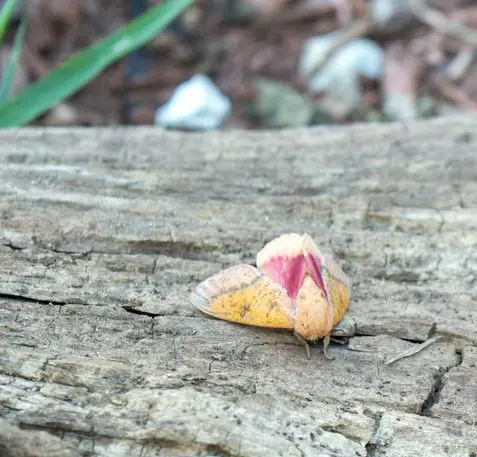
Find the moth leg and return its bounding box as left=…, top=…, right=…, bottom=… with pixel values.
left=294, top=331, right=311, bottom=360
left=322, top=334, right=335, bottom=360
left=330, top=337, right=347, bottom=345
left=330, top=315, right=356, bottom=338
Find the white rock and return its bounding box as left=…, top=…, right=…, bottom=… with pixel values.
left=298, top=35, right=383, bottom=110
left=372, top=0, right=410, bottom=25
left=155, top=74, right=231, bottom=130
left=384, top=93, right=417, bottom=121
left=43, top=103, right=79, bottom=126
left=371, top=0, right=414, bottom=32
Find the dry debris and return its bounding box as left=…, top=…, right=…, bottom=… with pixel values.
left=1, top=0, right=477, bottom=127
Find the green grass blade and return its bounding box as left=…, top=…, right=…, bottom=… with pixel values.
left=0, top=0, right=195, bottom=127
left=0, top=0, right=17, bottom=42
left=0, top=18, right=26, bottom=103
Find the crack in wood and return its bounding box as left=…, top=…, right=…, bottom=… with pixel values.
left=203, top=444, right=237, bottom=457
left=3, top=237, right=225, bottom=263
left=436, top=209, right=445, bottom=233
left=121, top=305, right=158, bottom=318
left=419, top=347, right=463, bottom=416
left=365, top=414, right=383, bottom=457
left=319, top=424, right=365, bottom=445
left=0, top=293, right=66, bottom=307
left=1, top=242, right=27, bottom=251
left=353, top=330, right=430, bottom=345
left=123, top=240, right=221, bottom=261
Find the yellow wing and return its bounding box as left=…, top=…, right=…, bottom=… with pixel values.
left=322, top=255, right=351, bottom=326
left=190, top=264, right=295, bottom=329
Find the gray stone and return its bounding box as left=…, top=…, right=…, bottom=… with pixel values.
left=252, top=78, right=314, bottom=127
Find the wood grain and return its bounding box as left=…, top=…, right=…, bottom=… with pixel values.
left=1, top=117, right=476, bottom=456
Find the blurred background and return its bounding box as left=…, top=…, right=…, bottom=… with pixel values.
left=1, top=0, right=477, bottom=129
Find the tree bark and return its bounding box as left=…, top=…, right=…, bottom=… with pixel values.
left=1, top=117, right=476, bottom=457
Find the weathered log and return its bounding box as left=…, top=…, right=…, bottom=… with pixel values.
left=1, top=117, right=476, bottom=457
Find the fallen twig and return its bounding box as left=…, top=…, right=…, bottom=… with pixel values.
left=305, top=18, right=372, bottom=81
left=435, top=75, right=477, bottom=113
left=410, top=0, right=477, bottom=47
left=383, top=335, right=441, bottom=366
left=445, top=47, right=475, bottom=80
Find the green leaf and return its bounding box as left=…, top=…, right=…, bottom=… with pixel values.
left=0, top=0, right=195, bottom=127
left=0, top=18, right=26, bottom=103
left=0, top=0, right=17, bottom=43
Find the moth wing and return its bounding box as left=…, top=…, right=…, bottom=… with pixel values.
left=256, top=233, right=307, bottom=300
left=322, top=255, right=351, bottom=326
left=190, top=264, right=295, bottom=329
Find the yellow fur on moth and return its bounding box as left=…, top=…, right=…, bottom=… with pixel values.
left=190, top=233, right=351, bottom=356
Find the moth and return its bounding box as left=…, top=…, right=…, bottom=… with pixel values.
left=190, top=233, right=351, bottom=358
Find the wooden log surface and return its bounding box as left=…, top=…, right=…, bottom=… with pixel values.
left=0, top=117, right=476, bottom=457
